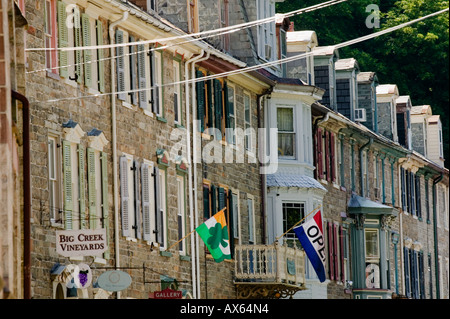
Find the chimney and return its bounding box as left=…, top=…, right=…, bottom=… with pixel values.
left=288, top=21, right=295, bottom=32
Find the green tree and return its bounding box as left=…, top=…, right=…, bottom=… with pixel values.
left=277, top=0, right=449, bottom=167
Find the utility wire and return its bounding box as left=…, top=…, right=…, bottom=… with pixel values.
left=38, top=7, right=449, bottom=104
left=25, top=0, right=348, bottom=52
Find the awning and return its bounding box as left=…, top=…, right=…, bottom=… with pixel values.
left=348, top=194, right=396, bottom=215
left=266, top=173, right=327, bottom=191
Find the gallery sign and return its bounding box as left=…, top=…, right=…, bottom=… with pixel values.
left=151, top=288, right=182, bottom=299
left=56, top=228, right=107, bottom=257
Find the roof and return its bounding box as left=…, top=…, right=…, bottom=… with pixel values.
left=286, top=30, right=318, bottom=45
left=428, top=115, right=441, bottom=124
left=313, top=46, right=339, bottom=57
left=266, top=173, right=327, bottom=191
left=335, top=58, right=358, bottom=71
left=357, top=72, right=376, bottom=83
left=348, top=194, right=395, bottom=215
left=411, top=105, right=431, bottom=115
left=376, top=84, right=399, bottom=96
left=396, top=95, right=411, bottom=105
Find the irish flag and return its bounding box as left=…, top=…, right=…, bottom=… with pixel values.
left=196, top=208, right=231, bottom=263
left=293, top=210, right=326, bottom=282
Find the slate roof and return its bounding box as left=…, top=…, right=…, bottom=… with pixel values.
left=266, top=173, right=326, bottom=191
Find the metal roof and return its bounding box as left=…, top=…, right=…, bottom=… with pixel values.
left=266, top=173, right=327, bottom=191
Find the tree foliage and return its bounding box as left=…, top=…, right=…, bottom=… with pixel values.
left=277, top=0, right=449, bottom=167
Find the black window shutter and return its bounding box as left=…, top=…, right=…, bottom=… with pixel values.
left=203, top=185, right=210, bottom=220
left=196, top=70, right=205, bottom=132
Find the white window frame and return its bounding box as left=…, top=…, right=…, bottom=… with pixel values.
left=158, top=168, right=167, bottom=250
left=70, top=142, right=80, bottom=230
left=282, top=201, right=305, bottom=242
left=142, top=159, right=156, bottom=243
left=174, top=60, right=182, bottom=125
left=123, top=153, right=136, bottom=241
left=244, top=92, right=252, bottom=151
left=226, top=84, right=236, bottom=145
left=256, top=0, right=276, bottom=62
left=277, top=105, right=296, bottom=160
left=154, top=50, right=163, bottom=117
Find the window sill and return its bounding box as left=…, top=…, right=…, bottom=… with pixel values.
left=179, top=255, right=191, bottom=262
left=157, top=116, right=167, bottom=123
left=143, top=109, right=154, bottom=118
left=175, top=124, right=185, bottom=129
left=160, top=250, right=172, bottom=257
left=46, top=70, right=60, bottom=81
left=122, top=101, right=133, bottom=110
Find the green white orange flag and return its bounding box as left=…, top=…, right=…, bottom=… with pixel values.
left=196, top=208, right=231, bottom=263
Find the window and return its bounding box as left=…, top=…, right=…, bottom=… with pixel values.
left=244, top=93, right=252, bottom=150
left=155, top=167, right=167, bottom=248
left=177, top=176, right=186, bottom=254
left=257, top=0, right=276, bottom=61
left=174, top=59, right=182, bottom=125
left=128, top=36, right=138, bottom=105
left=151, top=49, right=163, bottom=117
left=188, top=0, right=199, bottom=33
left=282, top=202, right=304, bottom=242
left=247, top=197, right=255, bottom=244
left=48, top=135, right=62, bottom=224
left=119, top=154, right=135, bottom=238
left=365, top=228, right=380, bottom=289
left=315, top=128, right=336, bottom=182
left=280, top=28, right=287, bottom=77
left=147, top=0, right=156, bottom=11
left=277, top=107, right=295, bottom=158
left=67, top=4, right=83, bottom=83
left=44, top=0, right=58, bottom=73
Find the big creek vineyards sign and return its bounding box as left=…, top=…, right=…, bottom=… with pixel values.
left=56, top=228, right=107, bottom=257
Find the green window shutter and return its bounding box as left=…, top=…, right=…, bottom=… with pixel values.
left=196, top=70, right=205, bottom=132
left=57, top=1, right=68, bottom=78
left=137, top=44, right=148, bottom=109
left=78, top=144, right=87, bottom=229
left=115, top=30, right=126, bottom=101
left=133, top=160, right=141, bottom=239
left=206, top=79, right=213, bottom=128
left=73, top=7, right=83, bottom=84
left=141, top=163, right=151, bottom=241
left=203, top=185, right=210, bottom=219
left=62, top=140, right=73, bottom=230
left=87, top=148, right=97, bottom=229
left=101, top=151, right=109, bottom=259
left=119, top=156, right=130, bottom=237
left=96, top=20, right=105, bottom=92
left=214, top=79, right=223, bottom=138
left=210, top=185, right=217, bottom=215
left=82, top=13, right=92, bottom=88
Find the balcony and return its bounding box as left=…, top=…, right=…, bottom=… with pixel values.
left=234, top=242, right=307, bottom=299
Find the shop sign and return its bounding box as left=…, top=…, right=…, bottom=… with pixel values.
left=56, top=228, right=107, bottom=257
left=66, top=263, right=93, bottom=289
left=97, top=270, right=132, bottom=292
left=152, top=288, right=182, bottom=299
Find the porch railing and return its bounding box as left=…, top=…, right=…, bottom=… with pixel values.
left=234, top=242, right=306, bottom=286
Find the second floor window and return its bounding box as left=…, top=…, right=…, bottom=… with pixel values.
left=277, top=107, right=295, bottom=158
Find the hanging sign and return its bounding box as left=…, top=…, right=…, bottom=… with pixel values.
left=152, top=288, right=183, bottom=299
left=65, top=263, right=93, bottom=289
left=97, top=270, right=132, bottom=292
left=56, top=228, right=107, bottom=257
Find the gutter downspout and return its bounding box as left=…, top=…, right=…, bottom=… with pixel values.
left=432, top=172, right=443, bottom=299
left=12, top=90, right=30, bottom=299
left=109, top=11, right=128, bottom=299
left=191, top=50, right=210, bottom=298
left=184, top=50, right=206, bottom=299
left=359, top=138, right=373, bottom=197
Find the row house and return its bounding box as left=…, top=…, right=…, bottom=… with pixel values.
left=309, top=37, right=449, bottom=299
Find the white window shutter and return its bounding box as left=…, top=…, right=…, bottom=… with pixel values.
left=62, top=140, right=73, bottom=229
left=133, top=160, right=141, bottom=239
left=115, top=30, right=126, bottom=100
left=101, top=151, right=110, bottom=259
left=141, top=163, right=151, bottom=241
left=137, top=44, right=148, bottom=109
left=82, top=13, right=92, bottom=88
left=87, top=148, right=97, bottom=229
left=73, top=6, right=83, bottom=83
left=57, top=1, right=68, bottom=78
left=119, top=156, right=130, bottom=237
left=96, top=20, right=105, bottom=92
left=154, top=166, right=163, bottom=244
left=78, top=144, right=87, bottom=229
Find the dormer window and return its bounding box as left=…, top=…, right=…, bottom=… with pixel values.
left=257, top=0, right=276, bottom=62
left=147, top=0, right=156, bottom=11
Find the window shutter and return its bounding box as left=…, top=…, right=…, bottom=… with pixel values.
left=418, top=252, right=425, bottom=299
left=96, top=20, right=105, bottom=92
left=149, top=49, right=160, bottom=114
left=404, top=247, right=410, bottom=297
left=401, top=167, right=406, bottom=211
left=73, top=7, right=83, bottom=84
left=332, top=223, right=339, bottom=281
left=87, top=148, right=97, bottom=229
left=196, top=70, right=205, bottom=132
left=416, top=175, right=422, bottom=219
left=214, top=79, right=223, bottom=137
left=211, top=185, right=217, bottom=215
left=101, top=152, right=109, bottom=258
left=115, top=30, right=126, bottom=100
left=62, top=140, right=73, bottom=229
left=206, top=79, right=213, bottom=128
left=141, top=163, right=151, bottom=241
left=129, top=36, right=137, bottom=105
left=81, top=13, right=92, bottom=88
left=137, top=44, right=147, bottom=109
left=316, top=128, right=323, bottom=180
left=133, top=160, right=141, bottom=239
left=325, top=130, right=330, bottom=182
left=327, top=221, right=334, bottom=280
left=218, top=187, right=226, bottom=210
left=119, top=156, right=130, bottom=237
left=57, top=1, right=68, bottom=78
left=228, top=189, right=235, bottom=258
left=410, top=172, right=416, bottom=215
left=411, top=249, right=418, bottom=299
left=203, top=186, right=210, bottom=220
left=78, top=144, right=87, bottom=229
left=330, top=132, right=336, bottom=183
left=154, top=166, right=163, bottom=244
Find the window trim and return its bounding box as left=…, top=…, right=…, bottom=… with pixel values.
left=277, top=105, right=296, bottom=159
left=177, top=175, right=187, bottom=255
left=48, top=134, right=63, bottom=226
left=44, top=0, right=58, bottom=73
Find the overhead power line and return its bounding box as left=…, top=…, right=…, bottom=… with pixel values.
left=38, top=7, right=449, bottom=104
